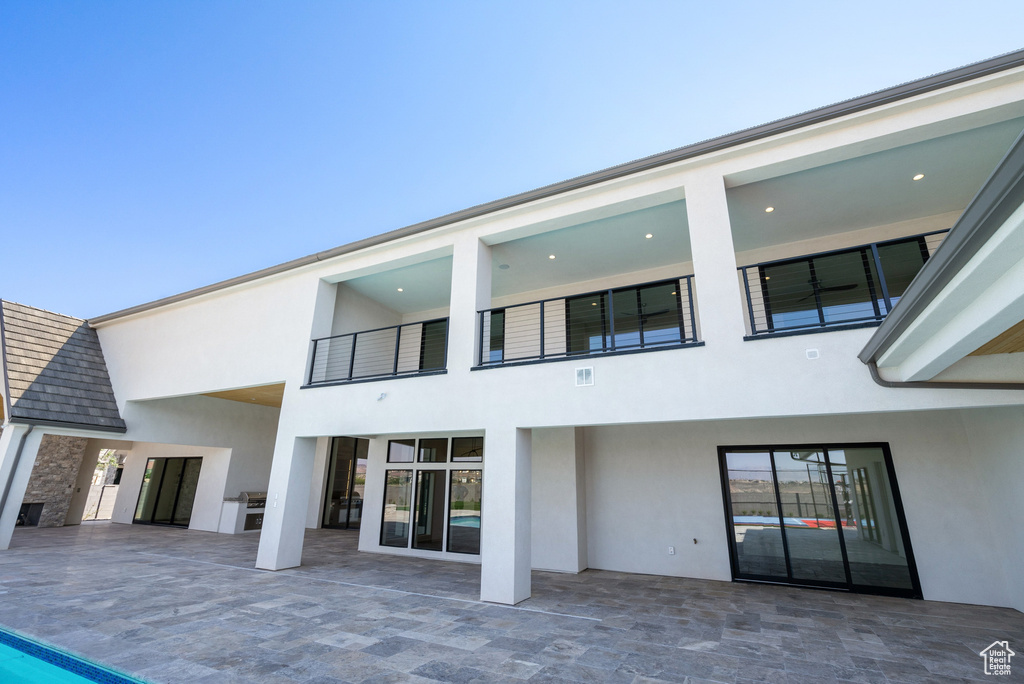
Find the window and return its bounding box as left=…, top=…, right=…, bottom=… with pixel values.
left=419, top=320, right=448, bottom=370
left=565, top=279, right=684, bottom=354
left=379, top=436, right=483, bottom=554
left=754, top=235, right=931, bottom=334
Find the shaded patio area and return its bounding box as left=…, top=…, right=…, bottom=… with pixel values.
left=0, top=523, right=1020, bottom=683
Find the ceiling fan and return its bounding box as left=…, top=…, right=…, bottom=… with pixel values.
left=796, top=277, right=858, bottom=303
left=615, top=304, right=670, bottom=323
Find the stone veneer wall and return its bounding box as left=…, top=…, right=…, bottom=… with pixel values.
left=22, top=435, right=90, bottom=527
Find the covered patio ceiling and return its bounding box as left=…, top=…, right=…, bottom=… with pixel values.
left=726, top=116, right=1024, bottom=254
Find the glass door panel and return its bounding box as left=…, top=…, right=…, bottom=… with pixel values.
left=724, top=451, right=787, bottom=579
left=832, top=449, right=915, bottom=590
left=380, top=470, right=412, bottom=547
left=172, top=459, right=202, bottom=526
left=151, top=458, right=185, bottom=524
left=412, top=471, right=445, bottom=551
left=775, top=450, right=847, bottom=584
left=349, top=440, right=367, bottom=529
left=323, top=437, right=370, bottom=530
left=323, top=438, right=356, bottom=528
left=134, top=458, right=160, bottom=522
left=448, top=470, right=482, bottom=554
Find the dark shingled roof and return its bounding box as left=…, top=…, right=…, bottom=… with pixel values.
left=0, top=301, right=127, bottom=433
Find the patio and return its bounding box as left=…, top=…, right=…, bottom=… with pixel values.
left=0, top=523, right=1020, bottom=683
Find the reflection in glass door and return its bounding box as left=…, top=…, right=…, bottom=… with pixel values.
left=322, top=437, right=368, bottom=529
left=133, top=457, right=202, bottom=527
left=719, top=444, right=920, bottom=597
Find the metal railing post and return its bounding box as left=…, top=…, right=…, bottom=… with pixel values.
left=606, top=289, right=615, bottom=351
left=308, top=338, right=319, bottom=384
left=538, top=301, right=545, bottom=359
left=392, top=325, right=402, bottom=375
left=347, top=332, right=358, bottom=381
left=687, top=276, right=697, bottom=342
left=478, top=311, right=485, bottom=366
left=869, top=243, right=893, bottom=313
left=741, top=268, right=756, bottom=335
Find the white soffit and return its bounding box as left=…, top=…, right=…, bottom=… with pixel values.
left=727, top=117, right=1024, bottom=253
left=490, top=200, right=690, bottom=298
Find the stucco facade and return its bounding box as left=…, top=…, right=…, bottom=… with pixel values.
left=3, top=51, right=1024, bottom=612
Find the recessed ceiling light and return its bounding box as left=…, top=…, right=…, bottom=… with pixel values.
left=548, top=254, right=556, bottom=260
left=396, top=288, right=404, bottom=292
left=498, top=264, right=510, bottom=270
left=591, top=302, right=597, bottom=306
left=765, top=276, right=770, bottom=280
left=913, top=173, right=925, bottom=181
left=670, top=291, right=676, bottom=295
left=765, top=206, right=775, bottom=213
left=645, top=233, right=653, bottom=239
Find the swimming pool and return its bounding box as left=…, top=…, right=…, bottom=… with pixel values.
left=0, top=626, right=147, bottom=683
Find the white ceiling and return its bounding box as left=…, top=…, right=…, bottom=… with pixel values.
left=727, top=117, right=1024, bottom=252
left=490, top=200, right=691, bottom=298
left=343, top=257, right=453, bottom=314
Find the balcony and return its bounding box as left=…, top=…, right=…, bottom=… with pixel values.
left=476, top=276, right=700, bottom=367
left=307, top=318, right=448, bottom=386
left=738, top=231, right=947, bottom=338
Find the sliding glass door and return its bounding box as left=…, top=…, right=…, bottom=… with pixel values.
left=133, top=457, right=202, bottom=527
left=719, top=444, right=920, bottom=597
left=322, top=437, right=368, bottom=530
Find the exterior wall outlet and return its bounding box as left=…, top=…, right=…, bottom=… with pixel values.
left=806, top=349, right=820, bottom=359
left=667, top=546, right=675, bottom=555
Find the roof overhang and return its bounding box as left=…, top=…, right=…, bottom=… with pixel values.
left=859, top=127, right=1024, bottom=385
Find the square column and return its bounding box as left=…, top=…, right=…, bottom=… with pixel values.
left=0, top=425, right=45, bottom=550
left=685, top=173, right=748, bottom=346
left=447, top=235, right=491, bottom=372
left=256, top=435, right=317, bottom=570
left=480, top=426, right=531, bottom=604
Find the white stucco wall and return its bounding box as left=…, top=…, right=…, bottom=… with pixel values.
left=579, top=409, right=1024, bottom=611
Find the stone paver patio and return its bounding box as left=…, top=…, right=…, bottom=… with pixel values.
left=0, top=522, right=1021, bottom=683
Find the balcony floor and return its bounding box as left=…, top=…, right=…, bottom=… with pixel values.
left=1, top=523, right=1020, bottom=683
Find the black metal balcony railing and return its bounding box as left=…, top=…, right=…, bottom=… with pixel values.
left=477, top=276, right=699, bottom=366
left=738, top=230, right=947, bottom=337
left=307, top=318, right=448, bottom=385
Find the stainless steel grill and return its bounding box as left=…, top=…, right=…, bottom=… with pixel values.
left=239, top=491, right=267, bottom=509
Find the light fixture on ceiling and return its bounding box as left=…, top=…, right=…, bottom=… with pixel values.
left=645, top=233, right=653, bottom=239
left=591, top=302, right=597, bottom=306
left=670, top=291, right=676, bottom=295
left=765, top=206, right=775, bottom=213
left=498, top=264, right=510, bottom=270
left=913, top=173, right=925, bottom=181
left=548, top=254, right=556, bottom=260
left=397, top=288, right=404, bottom=292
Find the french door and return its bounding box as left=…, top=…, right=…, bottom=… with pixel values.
left=322, top=437, right=368, bottom=529
left=719, top=444, right=921, bottom=597
left=133, top=457, right=202, bottom=527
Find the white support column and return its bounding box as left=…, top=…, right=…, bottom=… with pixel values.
left=447, top=235, right=491, bottom=373
left=480, top=426, right=532, bottom=604
left=685, top=173, right=748, bottom=346
left=256, top=435, right=317, bottom=570
left=357, top=437, right=389, bottom=552
left=0, top=425, right=45, bottom=550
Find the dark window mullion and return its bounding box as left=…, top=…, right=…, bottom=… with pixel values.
left=768, top=451, right=794, bottom=580
left=822, top=448, right=854, bottom=589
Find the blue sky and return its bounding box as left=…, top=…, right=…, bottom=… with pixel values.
left=2, top=2, right=1023, bottom=318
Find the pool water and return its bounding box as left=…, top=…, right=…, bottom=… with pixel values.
left=0, top=627, right=146, bottom=683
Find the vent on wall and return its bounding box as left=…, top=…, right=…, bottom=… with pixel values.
left=575, top=367, right=594, bottom=387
